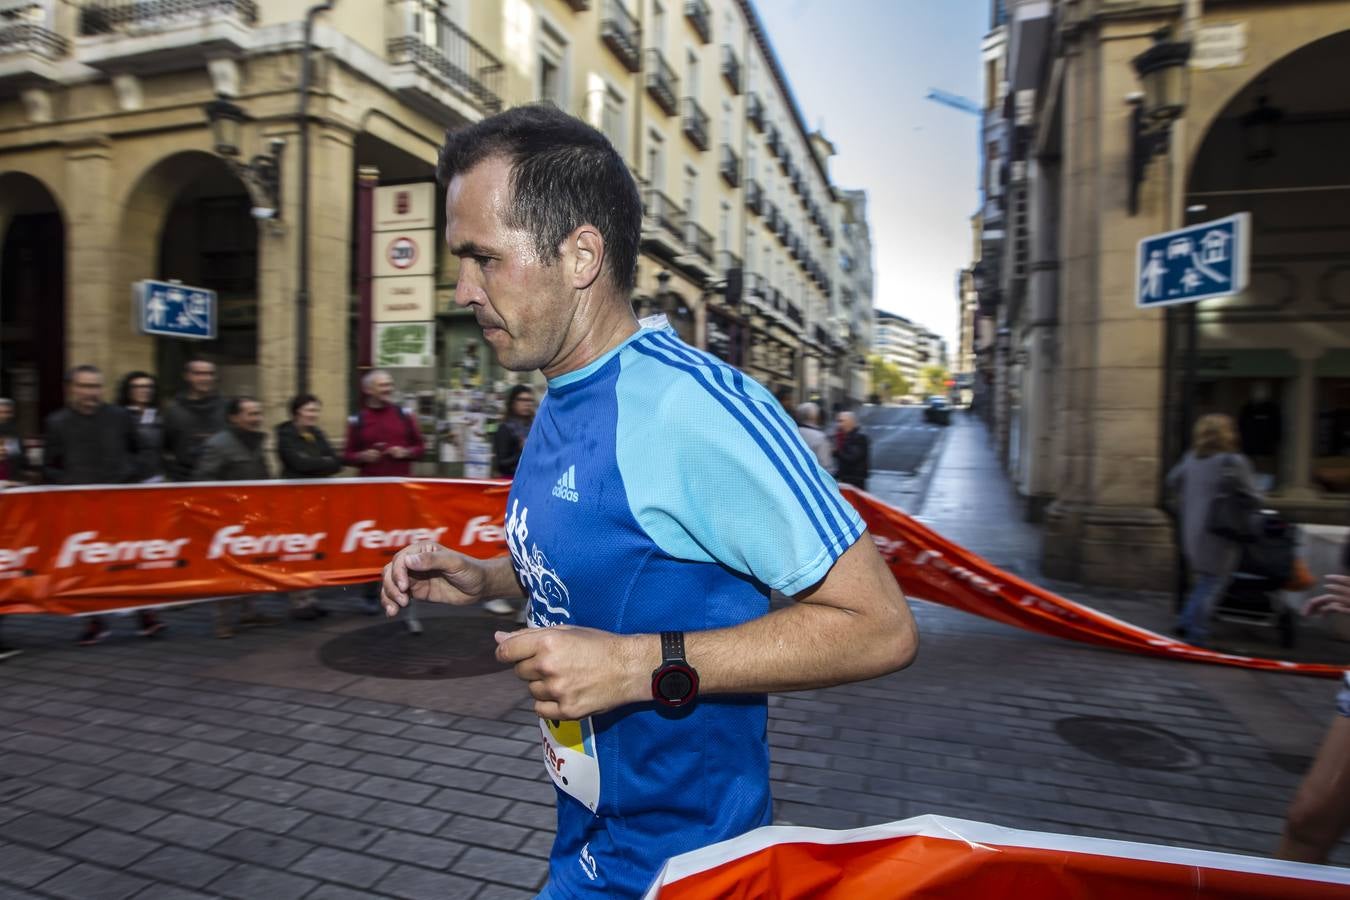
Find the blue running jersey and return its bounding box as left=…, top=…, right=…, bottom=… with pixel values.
left=504, top=324, right=865, bottom=899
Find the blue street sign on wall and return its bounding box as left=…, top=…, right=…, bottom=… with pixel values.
left=135, top=280, right=217, bottom=340
left=1135, top=213, right=1250, bottom=309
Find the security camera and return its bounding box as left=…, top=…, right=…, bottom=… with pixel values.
left=250, top=206, right=276, bottom=220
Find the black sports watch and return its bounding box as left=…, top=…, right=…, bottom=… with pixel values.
left=651, top=631, right=699, bottom=708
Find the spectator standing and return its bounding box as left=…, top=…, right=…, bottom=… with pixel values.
left=0, top=398, right=25, bottom=659
left=196, top=396, right=275, bottom=638
left=275, top=393, right=341, bottom=620
left=0, top=398, right=31, bottom=487
left=492, top=384, right=536, bottom=478
left=344, top=370, right=424, bottom=632
left=484, top=385, right=536, bottom=617
left=119, top=371, right=165, bottom=483
left=796, top=401, right=834, bottom=472
left=44, top=365, right=163, bottom=645
left=1165, top=413, right=1260, bottom=647
left=833, top=410, right=871, bottom=490
left=163, top=359, right=225, bottom=481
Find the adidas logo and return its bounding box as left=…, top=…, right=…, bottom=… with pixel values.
left=551, top=465, right=580, bottom=503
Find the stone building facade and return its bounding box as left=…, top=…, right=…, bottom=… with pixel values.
left=0, top=0, right=873, bottom=441
left=970, top=0, right=1350, bottom=588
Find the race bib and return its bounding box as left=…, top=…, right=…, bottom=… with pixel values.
left=541, top=715, right=600, bottom=813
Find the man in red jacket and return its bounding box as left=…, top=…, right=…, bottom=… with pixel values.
left=344, top=370, right=425, bottom=630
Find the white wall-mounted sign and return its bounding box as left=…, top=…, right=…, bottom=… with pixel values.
left=374, top=182, right=436, bottom=232
left=1191, top=23, right=1247, bottom=70
left=374, top=277, right=435, bottom=322
left=373, top=229, right=435, bottom=278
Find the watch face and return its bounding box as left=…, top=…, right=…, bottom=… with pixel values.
left=655, top=664, right=698, bottom=707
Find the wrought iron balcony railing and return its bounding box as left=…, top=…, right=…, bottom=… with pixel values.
left=387, top=9, right=504, bottom=114
left=78, top=0, right=257, bottom=35
left=643, top=188, right=686, bottom=246
left=721, top=44, right=741, bottom=94
left=744, top=178, right=763, bottom=215
left=600, top=0, right=640, bottom=72
left=645, top=48, right=678, bottom=116
left=746, top=91, right=764, bottom=132
left=681, top=96, right=709, bottom=150
left=719, top=144, right=740, bottom=187
left=684, top=0, right=710, bottom=44
left=0, top=21, right=69, bottom=59
left=684, top=220, right=714, bottom=265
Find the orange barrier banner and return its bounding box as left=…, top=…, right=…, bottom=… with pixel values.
left=640, top=815, right=1350, bottom=899
left=841, top=486, right=1345, bottom=678
left=0, top=480, right=1340, bottom=677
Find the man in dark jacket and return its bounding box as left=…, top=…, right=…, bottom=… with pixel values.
left=162, top=359, right=225, bottom=481
left=833, top=410, right=870, bottom=491
left=196, top=396, right=274, bottom=636
left=43, top=365, right=164, bottom=645
left=194, top=396, right=269, bottom=482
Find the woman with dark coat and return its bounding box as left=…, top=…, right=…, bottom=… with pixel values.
left=492, top=384, right=536, bottom=478
left=1165, top=413, right=1261, bottom=647
left=0, top=398, right=30, bottom=488
left=274, top=394, right=341, bottom=620
left=275, top=394, right=342, bottom=480
left=118, top=371, right=165, bottom=482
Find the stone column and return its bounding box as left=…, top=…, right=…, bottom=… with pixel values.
left=307, top=123, right=356, bottom=439
left=1282, top=347, right=1321, bottom=499
left=65, top=134, right=155, bottom=379
left=1042, top=20, right=1176, bottom=589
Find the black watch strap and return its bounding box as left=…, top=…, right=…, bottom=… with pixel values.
left=660, top=631, right=686, bottom=664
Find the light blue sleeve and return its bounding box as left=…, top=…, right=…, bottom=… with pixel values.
left=615, top=340, right=865, bottom=596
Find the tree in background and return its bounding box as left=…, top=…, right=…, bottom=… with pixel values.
left=869, top=356, right=911, bottom=403
left=921, top=365, right=951, bottom=397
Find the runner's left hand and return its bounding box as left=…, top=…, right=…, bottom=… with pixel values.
left=494, top=626, right=649, bottom=720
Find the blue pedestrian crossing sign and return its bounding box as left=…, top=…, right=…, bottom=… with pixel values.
left=135, top=280, right=217, bottom=340
left=1136, top=213, right=1249, bottom=309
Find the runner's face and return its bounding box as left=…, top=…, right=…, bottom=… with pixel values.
left=446, top=156, right=572, bottom=372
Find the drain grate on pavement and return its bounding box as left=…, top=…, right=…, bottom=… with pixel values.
left=1054, top=716, right=1206, bottom=771
left=1268, top=752, right=1314, bottom=776
left=319, top=615, right=510, bottom=680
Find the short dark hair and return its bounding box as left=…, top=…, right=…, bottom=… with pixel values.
left=288, top=393, right=320, bottom=417
left=436, top=104, right=641, bottom=295
left=117, top=371, right=157, bottom=407
left=184, top=358, right=215, bottom=373
left=66, top=364, right=101, bottom=384
left=226, top=395, right=259, bottom=418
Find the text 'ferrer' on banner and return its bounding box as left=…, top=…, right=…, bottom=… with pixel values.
left=0, top=480, right=1339, bottom=678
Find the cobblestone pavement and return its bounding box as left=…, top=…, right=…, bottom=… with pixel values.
left=0, top=415, right=1345, bottom=898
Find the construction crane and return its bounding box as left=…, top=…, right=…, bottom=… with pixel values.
left=926, top=88, right=982, bottom=117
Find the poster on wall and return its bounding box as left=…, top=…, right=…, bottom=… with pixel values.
left=374, top=322, right=434, bottom=368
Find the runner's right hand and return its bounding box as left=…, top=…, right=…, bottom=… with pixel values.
left=381, top=541, right=487, bottom=613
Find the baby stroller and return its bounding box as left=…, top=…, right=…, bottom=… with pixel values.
left=1213, top=510, right=1299, bottom=648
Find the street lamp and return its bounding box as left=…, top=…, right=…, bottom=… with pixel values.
left=1240, top=95, right=1284, bottom=164
left=204, top=97, right=284, bottom=220
left=1127, top=28, right=1192, bottom=216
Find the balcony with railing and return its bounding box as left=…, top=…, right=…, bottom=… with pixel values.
left=684, top=0, right=710, bottom=44
left=641, top=188, right=686, bottom=257
left=682, top=220, right=715, bottom=267
left=765, top=123, right=781, bottom=158
left=645, top=47, right=678, bottom=116
left=0, top=6, right=69, bottom=87
left=387, top=4, right=504, bottom=116
left=787, top=302, right=803, bottom=328
left=719, top=144, right=740, bottom=187
left=600, top=0, right=640, bottom=72
left=763, top=199, right=779, bottom=233
left=681, top=96, right=708, bottom=150
left=75, top=0, right=256, bottom=71
left=744, top=178, right=762, bottom=215
left=746, top=91, right=764, bottom=132
left=720, top=44, right=741, bottom=94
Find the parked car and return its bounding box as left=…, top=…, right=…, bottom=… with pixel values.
left=924, top=396, right=952, bottom=426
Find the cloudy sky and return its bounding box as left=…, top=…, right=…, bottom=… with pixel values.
left=756, top=0, right=986, bottom=347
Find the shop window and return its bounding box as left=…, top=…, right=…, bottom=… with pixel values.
left=1313, top=378, right=1350, bottom=494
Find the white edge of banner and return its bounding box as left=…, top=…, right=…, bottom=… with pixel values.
left=641, top=813, right=1350, bottom=898
left=2, top=476, right=509, bottom=494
